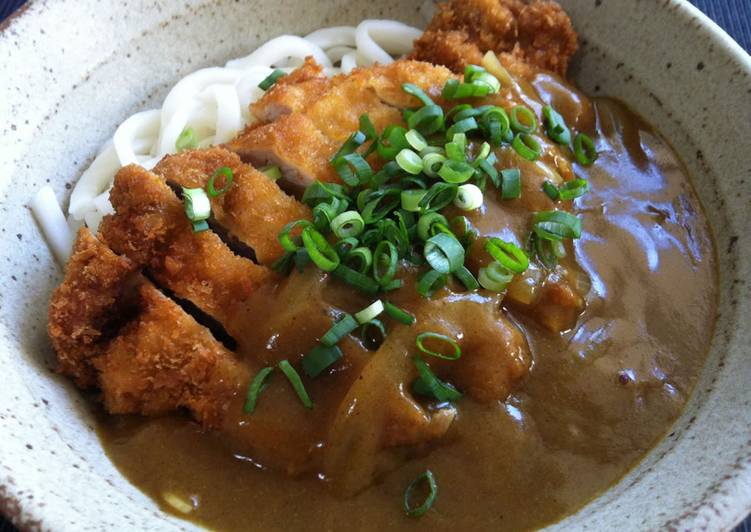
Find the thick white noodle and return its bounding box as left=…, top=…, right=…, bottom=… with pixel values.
left=35, top=19, right=422, bottom=264
left=30, top=187, right=74, bottom=265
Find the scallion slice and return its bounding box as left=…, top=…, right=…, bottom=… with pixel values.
left=478, top=262, right=514, bottom=292
left=377, top=126, right=410, bottom=160
left=278, top=220, right=313, bottom=252
left=258, top=69, right=286, bottom=90
left=405, top=129, right=428, bottom=152
left=407, top=104, right=445, bottom=136
left=510, top=106, right=537, bottom=134
left=345, top=246, right=373, bottom=273
left=354, top=299, right=385, bottom=324
left=383, top=301, right=416, bottom=325
left=359, top=319, right=387, bottom=350
left=333, top=152, right=373, bottom=186
left=501, top=168, right=521, bottom=199
left=533, top=210, right=582, bottom=240
left=277, top=360, right=313, bottom=409
left=403, top=470, right=438, bottom=518
left=207, top=167, right=234, bottom=197
left=438, top=160, right=474, bottom=184
left=453, top=183, right=483, bottom=210
left=416, top=332, right=461, bottom=360
left=485, top=238, right=529, bottom=274
left=243, top=366, right=274, bottom=414
left=333, top=264, right=380, bottom=295
left=402, top=83, right=435, bottom=107
left=418, top=182, right=458, bottom=213
left=512, top=133, right=541, bottom=161
left=558, top=178, right=590, bottom=200
left=454, top=265, right=479, bottom=290
left=424, top=233, right=464, bottom=274
left=417, top=212, right=449, bottom=241
left=330, top=210, right=365, bottom=239
left=359, top=113, right=378, bottom=140
left=320, top=314, right=358, bottom=347
left=301, top=226, right=340, bottom=272
left=175, top=127, right=198, bottom=152
left=401, top=189, right=428, bottom=212
left=260, top=165, right=282, bottom=180
left=302, top=344, right=344, bottom=378
left=396, top=149, right=424, bottom=175
left=417, top=269, right=448, bottom=298
left=542, top=105, right=571, bottom=145
left=542, top=180, right=560, bottom=201
left=573, top=133, right=598, bottom=165
left=182, top=187, right=211, bottom=222
left=373, top=241, right=398, bottom=286
left=412, top=356, right=462, bottom=401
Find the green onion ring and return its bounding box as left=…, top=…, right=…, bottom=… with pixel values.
left=485, top=238, right=529, bottom=274
left=277, top=360, right=313, bottom=409
left=416, top=332, right=462, bottom=360
left=417, top=269, right=448, bottom=298
left=424, top=233, right=465, bottom=274
left=403, top=469, right=439, bottom=518
left=301, top=226, right=340, bottom=272
left=243, top=367, right=274, bottom=414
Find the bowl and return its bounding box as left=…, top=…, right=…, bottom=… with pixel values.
left=1, top=0, right=750, bottom=529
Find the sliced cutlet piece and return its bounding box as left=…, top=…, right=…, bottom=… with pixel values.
left=48, top=227, right=140, bottom=388
left=94, top=282, right=249, bottom=428
left=227, top=60, right=456, bottom=188
left=153, top=147, right=311, bottom=265
left=98, top=164, right=274, bottom=329
left=411, top=0, right=578, bottom=76
left=251, top=57, right=332, bottom=122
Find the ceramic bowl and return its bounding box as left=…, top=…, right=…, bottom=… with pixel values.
left=1, top=0, right=750, bottom=530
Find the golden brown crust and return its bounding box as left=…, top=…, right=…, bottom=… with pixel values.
left=48, top=228, right=139, bottom=387
left=153, top=147, right=311, bottom=265
left=99, top=164, right=273, bottom=326
left=411, top=0, right=577, bottom=76
left=95, top=283, right=247, bottom=428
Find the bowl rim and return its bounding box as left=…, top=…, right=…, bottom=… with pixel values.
left=1, top=0, right=750, bottom=530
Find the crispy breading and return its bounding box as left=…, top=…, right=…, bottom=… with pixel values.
left=227, top=60, right=457, bottom=187
left=411, top=0, right=577, bottom=76
left=48, top=228, right=139, bottom=388
left=99, top=164, right=273, bottom=327
left=95, top=283, right=248, bottom=428
left=153, top=147, right=311, bottom=264
left=251, top=57, right=332, bottom=122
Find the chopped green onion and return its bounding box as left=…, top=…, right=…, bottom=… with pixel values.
left=512, top=133, right=541, bottom=161
left=373, top=240, right=399, bottom=285
left=190, top=220, right=209, bottom=233
left=405, top=129, right=428, bottom=152
left=500, top=168, right=521, bottom=199
left=277, top=360, right=313, bottom=409
left=401, top=189, right=428, bottom=212
left=418, top=182, right=458, bottom=213
left=175, top=127, right=198, bottom=151
left=533, top=210, right=582, bottom=240
left=330, top=210, right=365, bottom=239
left=333, top=264, right=379, bottom=295
left=424, top=233, right=465, bottom=274
left=354, top=299, right=385, bottom=324
left=470, top=72, right=501, bottom=93
left=333, top=153, right=373, bottom=186
left=359, top=319, right=387, bottom=350
left=258, top=69, right=286, bottom=90
left=260, top=165, right=282, bottom=181
left=402, top=83, right=435, bottom=107
left=302, top=344, right=344, bottom=378
left=320, top=314, right=358, bottom=347
left=573, top=133, right=598, bottom=165
left=417, top=212, right=449, bottom=241
left=359, top=114, right=378, bottom=140
left=485, top=238, right=529, bottom=274
left=345, top=246, right=373, bottom=273
left=361, top=187, right=401, bottom=223
left=542, top=105, right=571, bottom=145
left=478, top=262, right=514, bottom=291
left=542, top=180, right=560, bottom=201
left=417, top=269, right=448, bottom=298
left=442, top=79, right=491, bottom=100
left=454, top=265, right=480, bottom=290
left=407, top=105, right=445, bottom=136
left=302, top=181, right=348, bottom=206
left=473, top=142, right=491, bottom=164
left=446, top=117, right=478, bottom=140
left=377, top=126, right=410, bottom=160
left=438, top=160, right=474, bottom=184
left=558, top=178, right=590, bottom=200
left=454, top=183, right=483, bottom=210
left=481, top=107, right=511, bottom=146
left=301, top=226, right=340, bottom=272
left=334, top=236, right=359, bottom=258
left=243, top=367, right=274, bottom=414
left=312, top=198, right=346, bottom=231
left=207, top=167, right=234, bottom=197
left=396, top=149, right=423, bottom=175
left=278, top=220, right=312, bottom=252
left=510, top=106, right=537, bottom=134
left=403, top=470, right=438, bottom=518
left=332, top=131, right=366, bottom=162
left=416, top=332, right=461, bottom=360
left=412, top=356, right=462, bottom=401
left=182, top=187, right=211, bottom=222
left=384, top=301, right=416, bottom=325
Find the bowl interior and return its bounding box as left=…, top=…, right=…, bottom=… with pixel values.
left=0, top=0, right=750, bottom=530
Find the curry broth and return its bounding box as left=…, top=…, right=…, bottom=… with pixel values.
left=97, top=81, right=717, bottom=530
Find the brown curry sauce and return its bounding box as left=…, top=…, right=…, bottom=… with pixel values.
left=96, top=72, right=717, bottom=531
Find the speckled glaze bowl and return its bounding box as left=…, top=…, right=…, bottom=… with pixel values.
left=0, top=0, right=749, bottom=530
